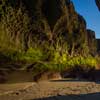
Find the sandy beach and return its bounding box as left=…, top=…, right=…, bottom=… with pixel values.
left=0, top=80, right=100, bottom=100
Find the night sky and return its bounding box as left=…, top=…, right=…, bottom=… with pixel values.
left=72, top=0, right=100, bottom=38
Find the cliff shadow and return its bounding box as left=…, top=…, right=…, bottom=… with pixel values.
left=31, top=92, right=100, bottom=100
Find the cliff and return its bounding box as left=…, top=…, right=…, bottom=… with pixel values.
left=95, top=0, right=100, bottom=11
left=87, top=29, right=97, bottom=55
left=0, top=0, right=97, bottom=56
left=97, top=39, right=100, bottom=53
left=0, top=0, right=99, bottom=83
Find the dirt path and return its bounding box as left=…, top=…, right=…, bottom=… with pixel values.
left=0, top=80, right=100, bottom=100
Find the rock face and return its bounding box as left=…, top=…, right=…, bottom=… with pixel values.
left=95, top=0, right=100, bottom=11
left=33, top=0, right=96, bottom=54
left=36, top=0, right=87, bottom=38
left=87, top=29, right=97, bottom=55
left=96, top=39, right=100, bottom=53
left=0, top=0, right=97, bottom=54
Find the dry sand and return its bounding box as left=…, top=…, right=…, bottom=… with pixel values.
left=0, top=80, right=100, bottom=100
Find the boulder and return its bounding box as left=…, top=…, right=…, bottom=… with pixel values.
left=33, top=71, right=62, bottom=82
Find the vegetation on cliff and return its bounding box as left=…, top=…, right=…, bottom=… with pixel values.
left=0, top=0, right=99, bottom=76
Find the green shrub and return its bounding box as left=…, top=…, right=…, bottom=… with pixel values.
left=53, top=51, right=67, bottom=64
left=66, top=56, right=97, bottom=71
left=19, top=47, right=46, bottom=62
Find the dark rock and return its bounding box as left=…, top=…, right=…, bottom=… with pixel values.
left=87, top=29, right=97, bottom=55
left=96, top=39, right=100, bottom=54
left=33, top=71, right=62, bottom=82
left=0, top=73, right=7, bottom=83
left=95, top=0, right=100, bottom=11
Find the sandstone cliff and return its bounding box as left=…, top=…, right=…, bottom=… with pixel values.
left=0, top=0, right=97, bottom=55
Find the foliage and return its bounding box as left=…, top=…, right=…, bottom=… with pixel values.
left=18, top=47, right=46, bottom=62
left=27, top=56, right=97, bottom=73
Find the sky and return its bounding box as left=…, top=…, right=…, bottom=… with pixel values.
left=72, top=0, right=100, bottom=39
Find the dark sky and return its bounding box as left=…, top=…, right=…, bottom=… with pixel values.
left=72, top=0, right=100, bottom=38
